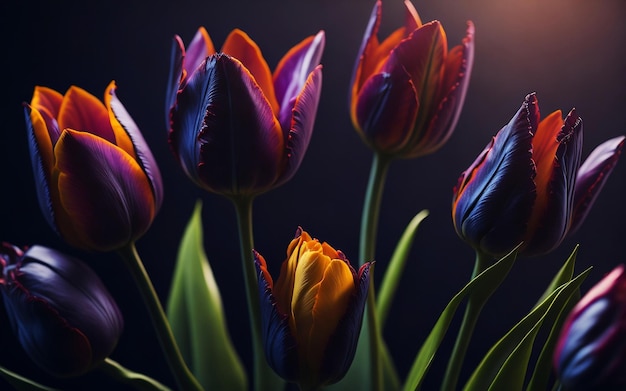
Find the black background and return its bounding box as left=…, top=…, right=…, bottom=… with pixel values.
left=2, top=0, right=626, bottom=390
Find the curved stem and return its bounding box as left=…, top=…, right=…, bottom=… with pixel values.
left=359, top=153, right=392, bottom=391
left=99, top=358, right=172, bottom=391
left=440, top=251, right=492, bottom=391
left=117, top=242, right=203, bottom=391
left=231, top=196, right=282, bottom=391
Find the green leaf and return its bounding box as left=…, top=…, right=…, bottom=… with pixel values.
left=166, top=201, right=247, bottom=391
left=534, top=245, right=579, bottom=306
left=402, top=246, right=519, bottom=391
left=462, top=266, right=591, bottom=391
left=377, top=210, right=429, bottom=328
left=0, top=366, right=60, bottom=391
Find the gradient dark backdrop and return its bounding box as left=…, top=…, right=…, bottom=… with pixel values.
left=2, top=0, right=626, bottom=390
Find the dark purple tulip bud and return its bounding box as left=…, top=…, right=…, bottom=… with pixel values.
left=0, top=243, right=124, bottom=377
left=554, top=265, right=626, bottom=390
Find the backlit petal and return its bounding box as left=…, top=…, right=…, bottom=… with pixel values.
left=31, top=86, right=63, bottom=144
left=221, top=29, right=279, bottom=115
left=350, top=0, right=382, bottom=101
left=58, top=86, right=116, bottom=145
left=185, top=27, right=215, bottom=79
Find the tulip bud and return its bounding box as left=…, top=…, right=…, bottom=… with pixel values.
left=553, top=265, right=626, bottom=390
left=0, top=243, right=124, bottom=377
left=254, top=227, right=371, bottom=390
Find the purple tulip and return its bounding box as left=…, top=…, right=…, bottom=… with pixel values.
left=452, top=93, right=624, bottom=258
left=23, top=82, right=163, bottom=252
left=166, top=27, right=325, bottom=198
left=0, top=243, right=123, bottom=377
left=554, top=265, right=626, bottom=390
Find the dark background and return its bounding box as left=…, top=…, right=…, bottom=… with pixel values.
left=1, top=0, right=626, bottom=390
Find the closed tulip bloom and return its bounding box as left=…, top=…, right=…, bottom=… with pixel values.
left=452, top=93, right=624, bottom=258
left=350, top=0, right=474, bottom=158
left=23, top=82, right=163, bottom=252
left=166, top=27, right=325, bottom=198
left=553, top=265, right=626, bottom=390
left=0, top=243, right=123, bottom=377
left=254, top=227, right=371, bottom=390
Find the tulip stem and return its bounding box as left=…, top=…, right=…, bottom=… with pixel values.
left=360, top=153, right=392, bottom=391
left=117, top=242, right=203, bottom=391
left=440, top=251, right=492, bottom=391
left=99, top=358, right=172, bottom=391
left=232, top=196, right=283, bottom=391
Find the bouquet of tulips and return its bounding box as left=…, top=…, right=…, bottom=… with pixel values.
left=2, top=1, right=626, bottom=390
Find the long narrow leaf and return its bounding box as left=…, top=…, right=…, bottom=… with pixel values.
left=377, top=210, right=429, bottom=327
left=166, top=201, right=247, bottom=391
left=0, top=366, right=60, bottom=391
left=402, top=246, right=519, bottom=391
left=534, top=245, right=579, bottom=306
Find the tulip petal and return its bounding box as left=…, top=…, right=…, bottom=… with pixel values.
left=412, top=21, right=474, bottom=157
left=24, top=105, right=58, bottom=235
left=527, top=109, right=583, bottom=255
left=320, top=262, right=372, bottom=385
left=221, top=29, right=279, bottom=115
left=403, top=0, right=422, bottom=31
left=255, top=251, right=299, bottom=382
left=275, top=65, right=323, bottom=187
left=30, top=86, right=63, bottom=144
left=355, top=63, right=419, bottom=154
left=184, top=27, right=215, bottom=80
left=166, top=35, right=185, bottom=130
left=453, top=94, right=537, bottom=256
left=570, top=135, right=625, bottom=234
left=273, top=31, right=325, bottom=130
left=350, top=0, right=382, bottom=103
left=58, top=86, right=116, bottom=145
left=174, top=54, right=283, bottom=196
left=106, top=82, right=164, bottom=210
left=54, top=130, right=155, bottom=251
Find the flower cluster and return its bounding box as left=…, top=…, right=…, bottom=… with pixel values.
left=3, top=0, right=625, bottom=391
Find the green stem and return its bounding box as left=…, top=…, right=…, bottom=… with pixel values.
left=360, top=153, right=392, bottom=391
left=117, top=242, right=203, bottom=391
left=231, top=196, right=282, bottom=391
left=440, top=251, right=492, bottom=391
left=99, top=358, right=172, bottom=391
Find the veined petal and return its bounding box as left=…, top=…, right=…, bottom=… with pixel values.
left=570, top=135, right=625, bottom=234
left=453, top=94, right=537, bottom=256
left=58, top=86, right=116, bottom=145
left=526, top=109, right=583, bottom=255
left=255, top=251, right=299, bottom=382
left=166, top=35, right=185, bottom=130
left=54, top=130, right=155, bottom=251
left=189, top=54, right=283, bottom=196
left=354, top=62, right=419, bottom=154
left=221, top=29, right=279, bottom=115
left=411, top=21, right=474, bottom=158
left=274, top=31, right=325, bottom=130
left=275, top=66, right=323, bottom=187
left=106, top=82, right=164, bottom=211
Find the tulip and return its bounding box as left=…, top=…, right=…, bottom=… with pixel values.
left=452, top=93, right=624, bottom=258
left=254, top=227, right=372, bottom=390
left=23, top=82, right=163, bottom=252
left=0, top=243, right=123, bottom=377
left=350, top=0, right=474, bottom=159
left=553, top=265, right=626, bottom=390
left=166, top=27, right=325, bottom=198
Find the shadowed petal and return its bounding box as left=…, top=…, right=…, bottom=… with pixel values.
left=275, top=66, right=323, bottom=187
left=403, top=0, right=422, bottom=31
left=570, top=135, right=625, bottom=234
left=185, top=27, right=215, bottom=79
left=166, top=35, right=185, bottom=130
left=54, top=130, right=155, bottom=251
left=350, top=0, right=382, bottom=103
left=221, top=29, right=279, bottom=115
left=58, top=86, right=116, bottom=144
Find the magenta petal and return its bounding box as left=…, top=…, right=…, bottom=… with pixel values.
left=274, top=31, right=325, bottom=130
left=186, top=54, right=282, bottom=196
left=275, top=66, right=323, bottom=187
left=184, top=28, right=212, bottom=80
left=570, top=135, right=625, bottom=234
left=166, top=35, right=185, bottom=130
left=108, top=87, right=163, bottom=211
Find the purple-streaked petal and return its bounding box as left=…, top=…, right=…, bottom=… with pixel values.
left=184, top=27, right=214, bottom=80
left=254, top=251, right=298, bottom=382
left=183, top=54, right=282, bottom=196
left=319, top=262, right=371, bottom=385
left=570, top=135, right=625, bottom=234
left=349, top=0, right=382, bottom=104
left=355, top=63, right=419, bottom=154
left=275, top=66, right=323, bottom=187
left=54, top=130, right=156, bottom=251
left=274, top=31, right=325, bottom=130
left=107, top=85, right=164, bottom=211
left=454, top=94, right=537, bottom=256
left=166, top=35, right=185, bottom=130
